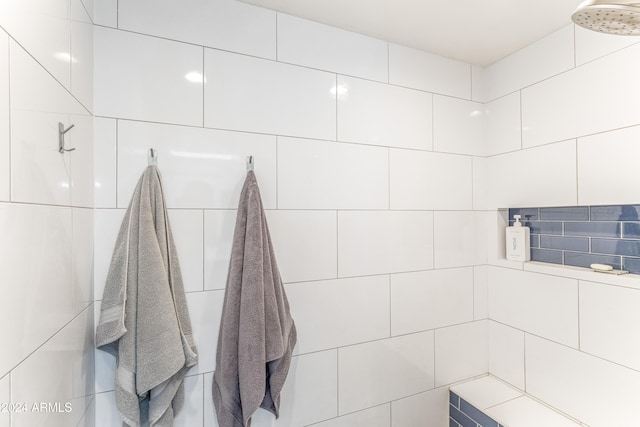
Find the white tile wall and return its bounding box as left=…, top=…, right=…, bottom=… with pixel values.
left=338, top=210, right=434, bottom=277
left=389, top=44, right=471, bottom=99
left=70, top=113, right=94, bottom=207
left=185, top=291, right=224, bottom=375
left=116, top=120, right=277, bottom=209
left=434, top=211, right=485, bottom=268
left=473, top=266, right=489, bottom=320
left=472, top=157, right=487, bottom=210
left=94, top=27, right=203, bottom=126
left=266, top=210, right=338, bottom=283
left=72, top=208, right=94, bottom=315
left=486, top=140, right=577, bottom=209
left=277, top=137, right=388, bottom=210
left=168, top=210, right=204, bottom=293
left=337, top=76, right=433, bottom=150
left=391, top=387, right=449, bottom=427
left=389, top=149, right=472, bottom=210
left=203, top=210, right=236, bottom=291
left=0, top=0, right=71, bottom=89
left=522, top=41, right=640, bottom=148
left=471, top=65, right=485, bottom=103
left=0, top=30, right=8, bottom=203
left=338, top=332, right=435, bottom=415
left=485, top=92, right=521, bottom=156
left=488, top=267, right=579, bottom=348
left=70, top=0, right=93, bottom=111
left=433, top=95, right=484, bottom=156
left=93, top=0, right=117, bottom=27
left=94, top=392, right=119, bottom=426
left=486, top=396, right=582, bottom=427
left=489, top=321, right=525, bottom=390
left=450, top=375, right=521, bottom=410
left=484, top=24, right=575, bottom=101
left=577, top=125, right=640, bottom=205
left=286, top=276, right=390, bottom=354
left=277, top=14, right=388, bottom=82
left=526, top=334, right=640, bottom=427
left=0, top=375, right=8, bottom=427
left=390, top=268, right=473, bottom=336
left=312, top=404, right=390, bottom=427
left=575, top=24, right=640, bottom=66
left=204, top=48, right=336, bottom=140
left=93, top=209, right=126, bottom=300
left=0, top=203, right=74, bottom=378
left=434, top=321, right=488, bottom=387
left=579, top=281, right=640, bottom=372
left=93, top=118, right=116, bottom=208
left=174, top=375, right=204, bottom=426
left=118, top=0, right=276, bottom=60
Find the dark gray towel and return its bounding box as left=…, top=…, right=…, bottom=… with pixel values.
left=96, top=165, right=197, bottom=427
left=213, top=171, right=297, bottom=427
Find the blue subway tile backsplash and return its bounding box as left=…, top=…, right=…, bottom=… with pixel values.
left=450, top=391, right=502, bottom=427
left=509, top=204, right=640, bottom=275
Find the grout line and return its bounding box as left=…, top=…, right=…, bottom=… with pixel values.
left=202, top=209, right=205, bottom=292
left=116, top=0, right=119, bottom=29
left=7, top=36, right=11, bottom=203
left=335, top=74, right=338, bottom=142
left=519, top=90, right=523, bottom=150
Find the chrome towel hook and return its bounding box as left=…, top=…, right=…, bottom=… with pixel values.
left=148, top=148, right=158, bottom=166
left=58, top=122, right=76, bottom=153
left=246, top=155, right=254, bottom=172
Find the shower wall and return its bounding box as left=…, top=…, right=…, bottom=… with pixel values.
left=0, top=1, right=95, bottom=426
left=92, top=1, right=489, bottom=426
left=484, top=24, right=640, bottom=426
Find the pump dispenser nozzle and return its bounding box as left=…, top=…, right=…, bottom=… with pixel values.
left=513, top=215, right=522, bottom=227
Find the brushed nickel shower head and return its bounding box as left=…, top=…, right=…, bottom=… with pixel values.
left=572, top=0, right=640, bottom=35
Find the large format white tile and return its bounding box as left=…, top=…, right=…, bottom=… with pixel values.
left=450, top=376, right=522, bottom=410
left=117, top=120, right=276, bottom=209
left=0, top=375, right=9, bottom=427
left=338, top=332, right=434, bottom=415
left=338, top=211, right=433, bottom=277
left=174, top=375, right=204, bottom=427
left=391, top=387, right=449, bottom=427
left=94, top=392, right=120, bottom=426
left=580, top=281, right=640, bottom=371
left=12, top=308, right=93, bottom=427
left=71, top=0, right=93, bottom=111
left=485, top=24, right=574, bottom=101
left=204, top=49, right=336, bottom=140
left=488, top=267, right=579, bottom=348
left=433, top=96, right=484, bottom=156
left=472, top=156, right=487, bottom=210
left=186, top=291, right=225, bottom=375
left=286, top=276, right=390, bottom=354
left=93, top=118, right=116, bottom=208
left=0, top=31, right=8, bottom=202
left=0, top=0, right=71, bottom=88
left=203, top=373, right=217, bottom=427
left=69, top=113, right=93, bottom=208
left=474, top=266, right=489, bottom=320
left=93, top=209, right=126, bottom=301
left=391, top=268, right=473, bottom=336
left=435, top=321, right=488, bottom=387
left=526, top=334, right=640, bottom=427
left=72, top=208, right=93, bottom=314
left=434, top=211, right=485, bottom=268
left=93, top=0, right=117, bottom=27
left=390, top=149, right=472, bottom=210
left=94, top=303, right=115, bottom=394
left=337, top=76, right=432, bottom=150
left=266, top=210, right=337, bottom=283
left=0, top=203, right=73, bottom=378
left=278, top=13, right=388, bottom=82
left=486, top=92, right=521, bottom=156
left=277, top=137, right=388, bottom=209
left=204, top=210, right=236, bottom=291
left=269, top=351, right=338, bottom=427
left=119, top=0, right=276, bottom=59
left=575, top=24, right=640, bottom=66
left=389, top=44, right=471, bottom=99
left=522, top=41, right=640, bottom=148
left=313, top=405, right=389, bottom=427
left=471, top=65, right=485, bottom=103
left=577, top=125, right=640, bottom=205
left=94, top=27, right=203, bottom=126
left=168, top=210, right=203, bottom=293
left=10, top=41, right=85, bottom=206
left=487, top=396, right=581, bottom=427
left=489, top=321, right=525, bottom=390
left=486, top=140, right=577, bottom=209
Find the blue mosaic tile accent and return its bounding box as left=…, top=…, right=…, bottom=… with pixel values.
left=509, top=204, right=640, bottom=275
left=449, top=395, right=501, bottom=427
left=450, top=391, right=460, bottom=408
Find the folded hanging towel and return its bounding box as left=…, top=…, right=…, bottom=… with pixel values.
left=213, top=171, right=297, bottom=427
left=96, top=165, right=197, bottom=427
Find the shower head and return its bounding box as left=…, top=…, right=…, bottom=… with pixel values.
left=572, top=0, right=640, bottom=35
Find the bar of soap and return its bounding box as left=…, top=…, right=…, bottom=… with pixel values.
left=591, top=263, right=613, bottom=271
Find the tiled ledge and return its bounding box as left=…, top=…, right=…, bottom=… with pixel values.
left=450, top=376, right=580, bottom=427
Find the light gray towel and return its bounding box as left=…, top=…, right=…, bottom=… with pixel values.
left=96, top=165, right=197, bottom=427
left=213, top=171, right=297, bottom=427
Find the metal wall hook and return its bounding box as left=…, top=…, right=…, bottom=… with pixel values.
left=58, top=122, right=76, bottom=153
left=246, top=155, right=254, bottom=172
left=148, top=148, right=158, bottom=166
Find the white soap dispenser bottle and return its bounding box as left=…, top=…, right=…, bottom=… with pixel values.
left=505, top=215, right=531, bottom=261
